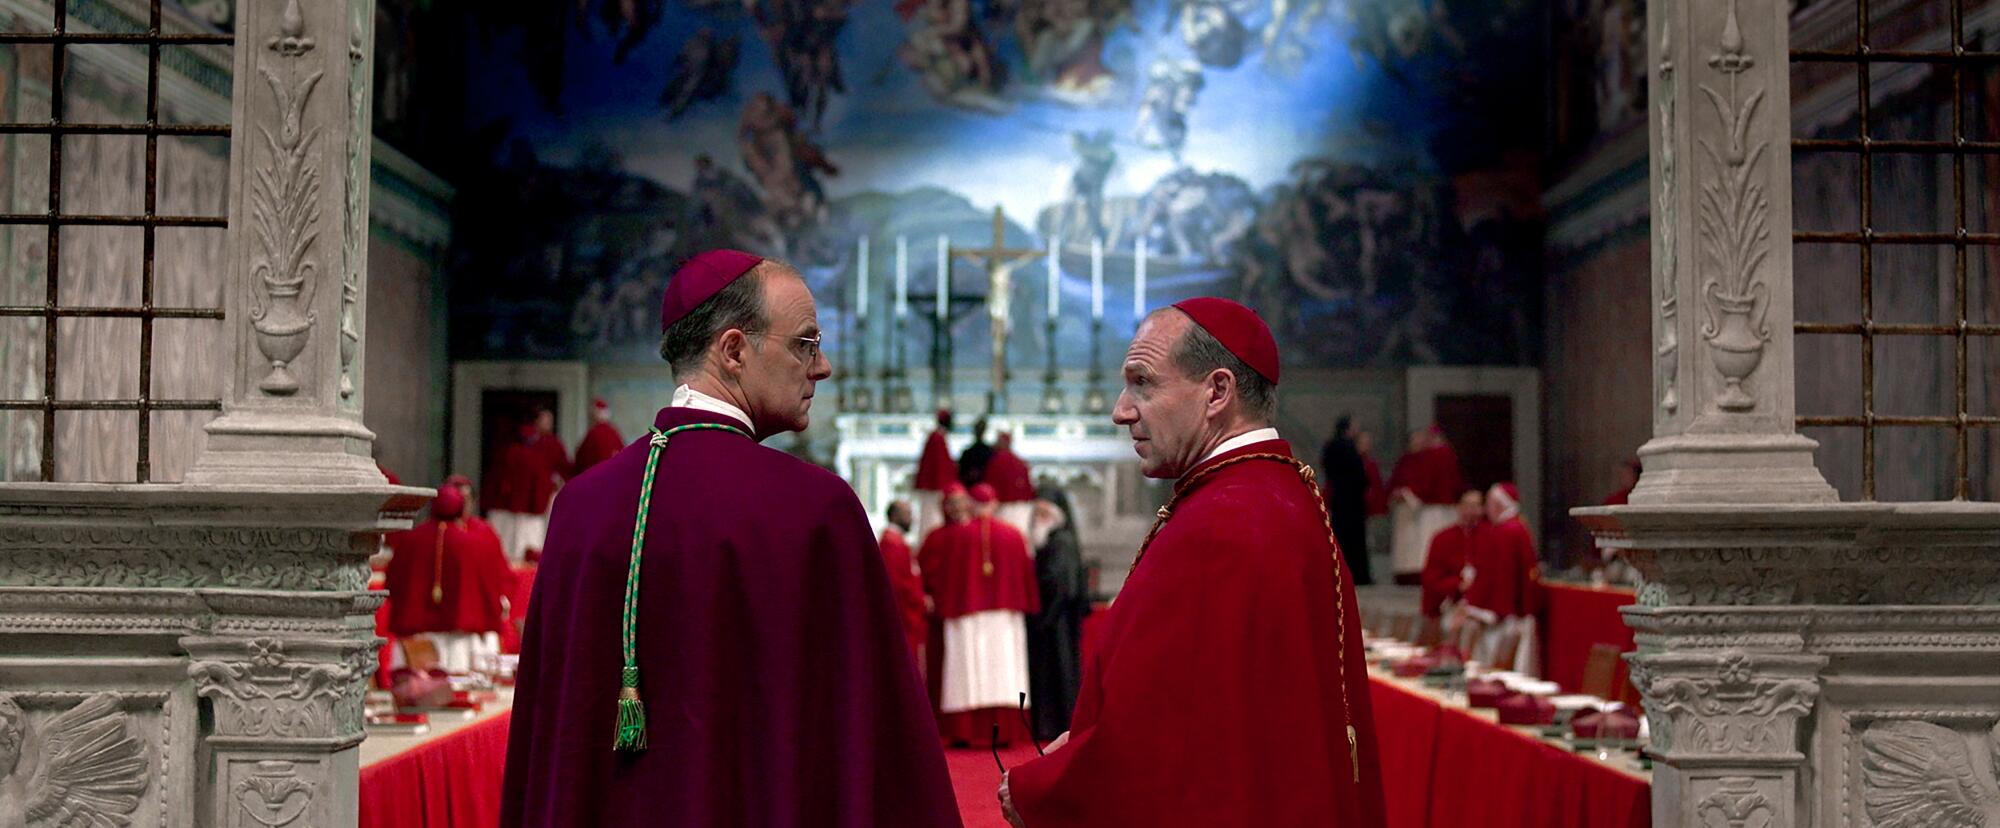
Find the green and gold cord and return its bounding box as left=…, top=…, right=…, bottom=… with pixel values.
left=613, top=422, right=749, bottom=752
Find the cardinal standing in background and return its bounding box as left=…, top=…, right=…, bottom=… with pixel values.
left=1003, top=298, right=1384, bottom=828
left=913, top=409, right=959, bottom=542
left=384, top=485, right=515, bottom=674
left=985, top=432, right=1037, bottom=541
left=922, top=483, right=1038, bottom=748
left=571, top=398, right=627, bottom=477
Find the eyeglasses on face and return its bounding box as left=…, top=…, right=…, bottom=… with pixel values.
left=743, top=330, right=823, bottom=362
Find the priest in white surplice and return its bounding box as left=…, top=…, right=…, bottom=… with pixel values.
left=918, top=482, right=1040, bottom=747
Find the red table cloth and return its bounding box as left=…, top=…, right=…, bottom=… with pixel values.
left=1369, top=676, right=1649, bottom=828
left=1539, top=583, right=1638, bottom=695
left=359, top=711, right=512, bottom=828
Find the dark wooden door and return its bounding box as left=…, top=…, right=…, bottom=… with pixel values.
left=1434, top=394, right=1513, bottom=493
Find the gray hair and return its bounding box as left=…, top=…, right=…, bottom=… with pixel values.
left=1169, top=314, right=1277, bottom=421
left=657, top=266, right=768, bottom=379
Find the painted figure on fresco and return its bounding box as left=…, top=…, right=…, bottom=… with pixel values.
left=749, top=0, right=855, bottom=129
left=690, top=154, right=788, bottom=256
left=1015, top=0, right=1129, bottom=102
left=1173, top=0, right=1251, bottom=68
left=1069, top=129, right=1117, bottom=240
left=1133, top=167, right=1256, bottom=266
left=1135, top=57, right=1204, bottom=159
left=896, top=0, right=1010, bottom=111
left=738, top=93, right=840, bottom=234
left=659, top=28, right=741, bottom=121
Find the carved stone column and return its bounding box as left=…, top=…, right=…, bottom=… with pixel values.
left=187, top=0, right=381, bottom=488
left=1638, top=0, right=1834, bottom=505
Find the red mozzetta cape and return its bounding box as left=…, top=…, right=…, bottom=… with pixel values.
left=918, top=516, right=1039, bottom=620
left=914, top=428, right=957, bottom=491
left=879, top=527, right=929, bottom=655
left=1420, top=522, right=1480, bottom=619
left=984, top=446, right=1036, bottom=502
left=1008, top=440, right=1386, bottom=827
left=1362, top=455, right=1388, bottom=516
left=384, top=517, right=515, bottom=636
left=571, top=421, right=627, bottom=477
left=1388, top=444, right=1465, bottom=505
left=1465, top=516, right=1541, bottom=619
left=487, top=433, right=569, bottom=515
left=501, top=408, right=961, bottom=828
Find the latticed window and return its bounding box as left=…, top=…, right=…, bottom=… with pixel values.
left=1792, top=0, right=2000, bottom=501
left=0, top=0, right=231, bottom=483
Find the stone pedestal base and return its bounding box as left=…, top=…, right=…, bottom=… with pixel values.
left=1577, top=502, right=2000, bottom=828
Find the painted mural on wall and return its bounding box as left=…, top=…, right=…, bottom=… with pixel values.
left=446, top=0, right=1546, bottom=368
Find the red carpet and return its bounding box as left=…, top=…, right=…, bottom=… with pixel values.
left=946, top=743, right=1041, bottom=828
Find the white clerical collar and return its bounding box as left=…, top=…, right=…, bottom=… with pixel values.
left=671, top=384, right=753, bottom=431
left=1198, top=427, right=1282, bottom=466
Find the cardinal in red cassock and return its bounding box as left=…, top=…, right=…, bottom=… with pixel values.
left=1420, top=489, right=1485, bottom=620
left=879, top=499, right=931, bottom=662
left=921, top=482, right=1038, bottom=747
left=1004, top=297, right=1384, bottom=828
left=384, top=485, right=515, bottom=674
left=913, top=409, right=959, bottom=540
left=1461, top=481, right=1542, bottom=673
left=986, top=432, right=1037, bottom=540
left=571, top=398, right=627, bottom=477
left=1386, top=425, right=1465, bottom=583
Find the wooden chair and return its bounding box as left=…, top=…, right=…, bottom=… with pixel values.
left=1580, top=643, right=1623, bottom=700
left=1488, top=626, right=1523, bottom=672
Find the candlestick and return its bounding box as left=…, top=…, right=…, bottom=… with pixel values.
left=937, top=234, right=949, bottom=321
left=1134, top=237, right=1147, bottom=320
left=895, top=236, right=909, bottom=319
left=856, top=236, right=870, bottom=318
left=1090, top=237, right=1104, bottom=320
left=1047, top=236, right=1060, bottom=320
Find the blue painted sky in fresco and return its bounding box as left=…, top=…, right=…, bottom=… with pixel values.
left=463, top=0, right=1468, bottom=220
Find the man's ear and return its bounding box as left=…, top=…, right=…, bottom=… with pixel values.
left=1204, top=369, right=1235, bottom=418
left=715, top=329, right=749, bottom=376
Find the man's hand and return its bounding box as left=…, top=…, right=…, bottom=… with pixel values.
left=999, top=772, right=1026, bottom=827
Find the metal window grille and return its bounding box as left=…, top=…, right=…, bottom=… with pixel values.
left=0, top=0, right=230, bottom=482
left=1793, top=0, right=2000, bottom=500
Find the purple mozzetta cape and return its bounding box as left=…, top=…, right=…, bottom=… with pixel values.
left=501, top=407, right=962, bottom=828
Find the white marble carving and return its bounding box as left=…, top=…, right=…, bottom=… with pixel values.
left=1859, top=720, right=2000, bottom=826
left=0, top=692, right=150, bottom=828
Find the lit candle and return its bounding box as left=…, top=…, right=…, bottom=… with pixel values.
left=1134, top=237, right=1147, bottom=320
left=856, top=236, right=870, bottom=318
left=895, top=236, right=909, bottom=318
left=1047, top=236, right=1060, bottom=320
left=1090, top=237, right=1104, bottom=320
left=937, top=235, right=949, bottom=321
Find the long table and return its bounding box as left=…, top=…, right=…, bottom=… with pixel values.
left=1370, top=674, right=1650, bottom=828
left=358, top=695, right=514, bottom=828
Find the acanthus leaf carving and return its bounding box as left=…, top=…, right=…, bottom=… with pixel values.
left=247, top=59, right=326, bottom=397
left=1657, top=13, right=1680, bottom=416
left=1693, top=0, right=1772, bottom=413
left=339, top=2, right=368, bottom=402
left=189, top=639, right=360, bottom=740
left=1639, top=651, right=1818, bottom=755
left=0, top=692, right=151, bottom=828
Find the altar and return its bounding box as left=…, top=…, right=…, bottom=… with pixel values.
left=834, top=412, right=1163, bottom=594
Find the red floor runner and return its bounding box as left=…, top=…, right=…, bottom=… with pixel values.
left=946, top=743, right=1041, bottom=828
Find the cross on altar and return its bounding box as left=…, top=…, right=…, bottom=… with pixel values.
left=952, top=207, right=1042, bottom=410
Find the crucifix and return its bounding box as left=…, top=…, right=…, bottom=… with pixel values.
left=952, top=207, right=1042, bottom=412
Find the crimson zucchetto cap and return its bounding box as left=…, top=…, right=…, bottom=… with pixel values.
left=660, top=249, right=765, bottom=333
left=431, top=484, right=466, bottom=520
left=1171, top=297, right=1280, bottom=385
left=970, top=483, right=999, bottom=504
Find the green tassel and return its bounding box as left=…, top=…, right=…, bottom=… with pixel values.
left=613, top=693, right=648, bottom=752
left=613, top=665, right=647, bottom=751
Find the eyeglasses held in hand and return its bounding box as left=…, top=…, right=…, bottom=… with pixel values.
left=991, top=691, right=1047, bottom=774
